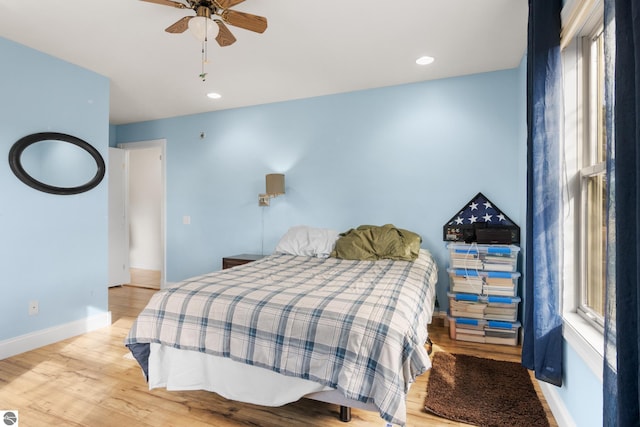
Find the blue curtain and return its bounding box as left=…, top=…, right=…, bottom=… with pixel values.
left=522, top=0, right=563, bottom=387
left=604, top=0, right=640, bottom=425
left=602, top=0, right=618, bottom=424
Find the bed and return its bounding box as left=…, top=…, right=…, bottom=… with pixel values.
left=125, top=225, right=439, bottom=426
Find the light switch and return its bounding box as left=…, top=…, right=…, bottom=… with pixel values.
left=183, top=215, right=191, bottom=225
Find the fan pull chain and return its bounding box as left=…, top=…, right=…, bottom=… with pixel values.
left=199, top=17, right=209, bottom=82
left=199, top=38, right=208, bottom=81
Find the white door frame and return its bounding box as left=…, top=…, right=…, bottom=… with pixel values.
left=108, top=147, right=131, bottom=287
left=118, top=139, right=167, bottom=288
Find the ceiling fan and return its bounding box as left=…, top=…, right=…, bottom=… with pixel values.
left=141, top=0, right=267, bottom=47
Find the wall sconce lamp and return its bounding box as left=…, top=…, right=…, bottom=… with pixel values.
left=258, top=173, right=285, bottom=206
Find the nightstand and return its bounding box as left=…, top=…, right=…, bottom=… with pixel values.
left=222, top=253, right=265, bottom=269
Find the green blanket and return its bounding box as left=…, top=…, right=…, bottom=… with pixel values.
left=331, top=224, right=422, bottom=261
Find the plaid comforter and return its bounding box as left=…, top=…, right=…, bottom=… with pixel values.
left=125, top=249, right=438, bottom=426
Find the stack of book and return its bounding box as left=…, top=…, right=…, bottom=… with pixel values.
left=448, top=269, right=520, bottom=296
left=449, top=318, right=487, bottom=343
left=446, top=243, right=522, bottom=346
left=484, top=272, right=519, bottom=296
left=484, top=322, right=521, bottom=345
left=449, top=295, right=487, bottom=319
left=448, top=293, right=520, bottom=322
left=449, top=272, right=484, bottom=294
left=448, top=243, right=520, bottom=272
left=483, top=254, right=517, bottom=271
left=449, top=318, right=521, bottom=346
left=449, top=252, right=484, bottom=269
left=483, top=296, right=520, bottom=322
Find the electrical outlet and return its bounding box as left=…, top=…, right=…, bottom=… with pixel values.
left=28, top=300, right=39, bottom=316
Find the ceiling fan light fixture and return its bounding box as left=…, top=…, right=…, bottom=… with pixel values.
left=416, top=55, right=435, bottom=65
left=188, top=16, right=219, bottom=42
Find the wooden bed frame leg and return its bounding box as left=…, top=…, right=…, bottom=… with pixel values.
left=339, top=406, right=351, bottom=422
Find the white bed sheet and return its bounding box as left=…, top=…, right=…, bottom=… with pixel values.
left=149, top=343, right=330, bottom=406
left=148, top=343, right=381, bottom=412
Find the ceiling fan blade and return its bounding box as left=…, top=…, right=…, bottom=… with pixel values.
left=216, top=0, right=245, bottom=8
left=140, top=0, right=188, bottom=9
left=221, top=9, right=267, bottom=33
left=214, top=20, right=237, bottom=47
left=165, top=16, right=192, bottom=33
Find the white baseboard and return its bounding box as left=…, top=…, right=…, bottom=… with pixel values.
left=539, top=381, right=576, bottom=427
left=431, top=309, right=446, bottom=320
left=0, top=312, right=112, bottom=360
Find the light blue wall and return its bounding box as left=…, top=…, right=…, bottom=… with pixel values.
left=559, top=343, right=603, bottom=426
left=116, top=68, right=527, bottom=314
left=0, top=37, right=110, bottom=341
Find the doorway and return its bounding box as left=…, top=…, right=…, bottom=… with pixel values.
left=119, top=139, right=166, bottom=289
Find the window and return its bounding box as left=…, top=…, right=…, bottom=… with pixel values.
left=560, top=0, right=608, bottom=376
left=578, top=27, right=607, bottom=330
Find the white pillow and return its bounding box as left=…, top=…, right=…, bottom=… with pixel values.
left=274, top=226, right=340, bottom=258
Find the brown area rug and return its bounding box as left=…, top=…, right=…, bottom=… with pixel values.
left=424, top=352, right=550, bottom=427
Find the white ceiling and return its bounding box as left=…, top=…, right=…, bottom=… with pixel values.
left=0, top=0, right=528, bottom=125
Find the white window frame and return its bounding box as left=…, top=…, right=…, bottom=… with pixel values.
left=560, top=0, right=605, bottom=381
left=576, top=24, right=606, bottom=332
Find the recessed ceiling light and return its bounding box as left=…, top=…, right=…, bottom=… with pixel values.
left=207, top=92, right=222, bottom=99
left=416, top=56, right=435, bottom=65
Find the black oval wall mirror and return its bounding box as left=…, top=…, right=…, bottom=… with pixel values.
left=9, top=132, right=106, bottom=195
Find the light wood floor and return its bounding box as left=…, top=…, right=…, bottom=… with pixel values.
left=127, top=268, right=161, bottom=290
left=0, top=286, right=558, bottom=426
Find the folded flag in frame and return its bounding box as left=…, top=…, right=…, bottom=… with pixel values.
left=443, top=192, right=520, bottom=244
